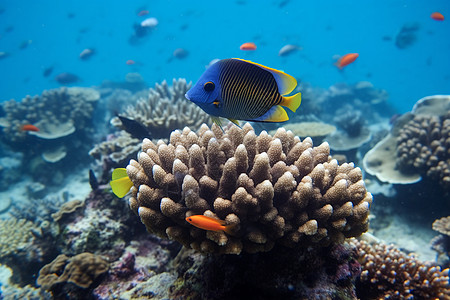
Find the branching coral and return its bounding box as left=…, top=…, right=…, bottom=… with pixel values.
left=126, top=123, right=372, bottom=254
left=90, top=78, right=211, bottom=172
left=0, top=218, right=35, bottom=258
left=363, top=95, right=450, bottom=186
left=432, top=216, right=450, bottom=267
left=352, top=239, right=450, bottom=299
left=111, top=78, right=210, bottom=139
left=396, top=112, right=450, bottom=189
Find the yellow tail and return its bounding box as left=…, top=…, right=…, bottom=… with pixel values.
left=110, top=168, right=133, bottom=198
left=280, top=92, right=301, bottom=112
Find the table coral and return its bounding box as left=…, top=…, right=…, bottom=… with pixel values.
left=126, top=122, right=372, bottom=254
left=37, top=252, right=109, bottom=298
left=352, top=239, right=450, bottom=299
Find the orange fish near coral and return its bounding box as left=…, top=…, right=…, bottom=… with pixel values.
left=21, top=124, right=39, bottom=132
left=335, top=53, right=359, bottom=69
left=240, top=42, right=257, bottom=51
left=431, top=12, right=445, bottom=21
left=186, top=215, right=235, bottom=234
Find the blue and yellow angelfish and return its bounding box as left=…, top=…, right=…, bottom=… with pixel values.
left=185, top=58, right=301, bottom=127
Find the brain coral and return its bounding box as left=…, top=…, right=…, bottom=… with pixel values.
left=352, top=239, right=450, bottom=299
left=37, top=252, right=109, bottom=291
left=396, top=112, right=450, bottom=189
left=126, top=123, right=372, bottom=254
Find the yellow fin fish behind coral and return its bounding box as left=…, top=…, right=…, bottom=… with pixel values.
left=110, top=168, right=133, bottom=198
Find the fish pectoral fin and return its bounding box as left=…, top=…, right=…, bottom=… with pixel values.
left=251, top=106, right=289, bottom=122
left=110, top=168, right=133, bottom=198
left=211, top=116, right=225, bottom=132
left=227, top=118, right=241, bottom=127
left=232, top=58, right=297, bottom=95
left=280, top=92, right=301, bottom=112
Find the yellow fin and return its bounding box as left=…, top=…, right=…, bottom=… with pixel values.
left=110, top=168, right=133, bottom=198
left=252, top=105, right=289, bottom=122
left=227, top=118, right=241, bottom=127
left=280, top=92, right=302, bottom=112
left=232, top=58, right=297, bottom=95
left=211, top=116, right=224, bottom=132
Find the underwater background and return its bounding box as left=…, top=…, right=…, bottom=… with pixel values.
left=1, top=0, right=450, bottom=299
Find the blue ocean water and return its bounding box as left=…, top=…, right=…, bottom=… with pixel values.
left=1, top=0, right=449, bottom=113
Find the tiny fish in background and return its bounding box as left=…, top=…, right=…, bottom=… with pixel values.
left=43, top=66, right=54, bottom=77
left=185, top=58, right=301, bottom=128
left=431, top=12, right=444, bottom=21
left=79, top=48, right=95, bottom=60
left=240, top=42, right=257, bottom=50
left=21, top=124, right=39, bottom=132
left=89, top=169, right=99, bottom=191
left=335, top=53, right=359, bottom=69
left=186, top=215, right=236, bottom=234
left=137, top=10, right=149, bottom=16
left=173, top=48, right=189, bottom=59
left=278, top=44, right=301, bottom=56
left=126, top=59, right=135, bottom=65
left=55, top=72, right=80, bottom=84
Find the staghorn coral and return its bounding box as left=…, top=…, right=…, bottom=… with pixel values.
left=396, top=112, right=450, bottom=189
left=37, top=252, right=109, bottom=298
left=126, top=122, right=372, bottom=254
left=352, top=239, right=450, bottom=299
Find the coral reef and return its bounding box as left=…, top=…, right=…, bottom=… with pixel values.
left=55, top=190, right=142, bottom=257
left=352, top=239, right=450, bottom=299
left=396, top=112, right=450, bottom=189
left=51, top=199, right=85, bottom=222
left=171, top=243, right=361, bottom=299
left=126, top=122, right=372, bottom=254
left=363, top=95, right=450, bottom=187
left=37, top=252, right=109, bottom=299
left=432, top=216, right=450, bottom=267
left=0, top=87, right=100, bottom=185
left=0, top=218, right=50, bottom=284
left=90, top=78, right=211, bottom=173
left=270, top=121, right=336, bottom=145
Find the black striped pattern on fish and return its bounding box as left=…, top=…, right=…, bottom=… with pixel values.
left=218, top=59, right=283, bottom=120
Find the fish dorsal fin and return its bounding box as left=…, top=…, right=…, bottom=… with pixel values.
left=112, top=168, right=128, bottom=180
left=232, top=58, right=297, bottom=95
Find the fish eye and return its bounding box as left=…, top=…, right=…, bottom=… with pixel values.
left=188, top=217, right=192, bottom=221
left=204, top=81, right=215, bottom=92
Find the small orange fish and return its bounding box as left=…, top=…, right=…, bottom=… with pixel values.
left=126, top=59, right=135, bottom=65
left=431, top=12, right=444, bottom=21
left=186, top=215, right=235, bottom=234
left=335, top=53, right=359, bottom=69
left=21, top=124, right=39, bottom=132
left=240, top=42, right=257, bottom=51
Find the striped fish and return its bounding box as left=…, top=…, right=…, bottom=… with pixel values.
left=185, top=58, right=301, bottom=128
